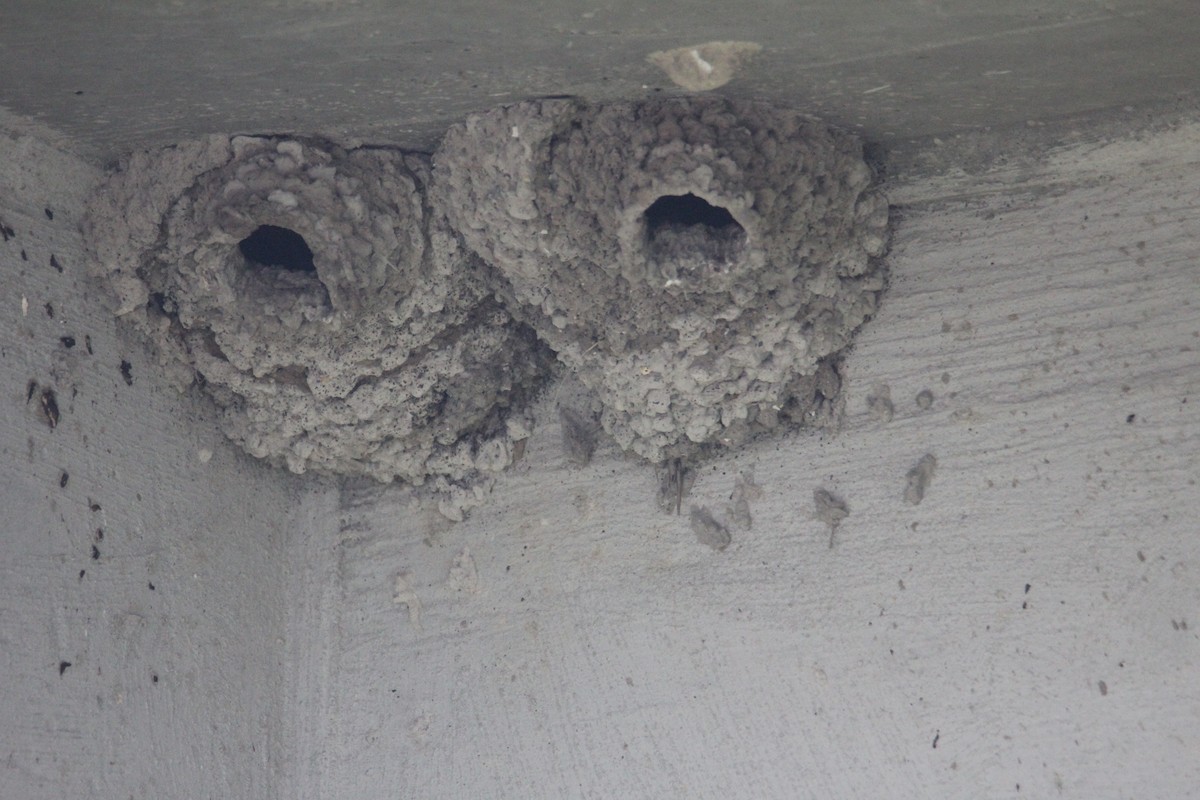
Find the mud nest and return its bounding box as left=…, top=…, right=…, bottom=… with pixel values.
left=434, top=96, right=890, bottom=462
left=85, top=135, right=553, bottom=483
left=85, top=97, right=889, bottom=486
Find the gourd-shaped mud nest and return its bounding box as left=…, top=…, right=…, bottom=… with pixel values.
left=434, top=96, right=890, bottom=462
left=85, top=135, right=553, bottom=483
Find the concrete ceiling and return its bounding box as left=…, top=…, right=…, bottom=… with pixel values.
left=1, top=0, right=1197, bottom=162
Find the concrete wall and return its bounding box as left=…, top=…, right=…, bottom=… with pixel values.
left=2, top=76, right=1198, bottom=800
left=3, top=0, right=1198, bottom=162
left=285, top=119, right=1200, bottom=799
left=0, top=127, right=298, bottom=799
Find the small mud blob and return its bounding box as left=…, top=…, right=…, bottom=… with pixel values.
left=559, top=405, right=600, bottom=466
left=690, top=505, right=731, bottom=551
left=867, top=383, right=894, bottom=422
left=657, top=458, right=695, bottom=515
left=904, top=453, right=938, bottom=505
left=435, top=96, right=889, bottom=463
left=725, top=471, right=762, bottom=531
left=813, top=487, right=849, bottom=547
left=915, top=388, right=934, bottom=410
left=84, top=135, right=553, bottom=485
left=647, top=41, right=763, bottom=91
left=727, top=496, right=752, bottom=530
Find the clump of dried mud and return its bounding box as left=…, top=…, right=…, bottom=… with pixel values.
left=434, top=96, right=889, bottom=462
left=84, top=97, right=889, bottom=505
left=85, top=135, right=553, bottom=487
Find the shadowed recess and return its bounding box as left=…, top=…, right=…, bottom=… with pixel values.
left=238, top=225, right=316, bottom=273
left=643, top=193, right=742, bottom=234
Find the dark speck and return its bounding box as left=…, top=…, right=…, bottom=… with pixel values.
left=74, top=90, right=84, bottom=96
left=59, top=471, right=69, bottom=488
left=58, top=661, right=71, bottom=676
left=20, top=249, right=28, bottom=261
left=85, top=335, right=93, bottom=355
left=151, top=674, right=159, bottom=684
left=44, top=208, right=54, bottom=220
left=95, top=528, right=103, bottom=541
left=39, top=389, right=60, bottom=429
left=91, top=544, right=100, bottom=560
left=1126, top=414, right=1136, bottom=423
left=26, top=380, right=38, bottom=403
left=50, top=254, right=62, bottom=273
left=60, top=336, right=75, bottom=348
left=559, top=406, right=599, bottom=466
left=1024, top=583, right=1031, bottom=594
left=932, top=731, right=940, bottom=749
left=44, top=302, right=54, bottom=318
left=89, top=501, right=101, bottom=512
left=78, top=569, right=85, bottom=581
left=119, top=360, right=133, bottom=386
left=148, top=582, right=156, bottom=591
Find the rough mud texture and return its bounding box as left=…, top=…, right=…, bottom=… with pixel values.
left=866, top=382, right=895, bottom=422
left=84, top=135, right=552, bottom=485
left=554, top=373, right=605, bottom=467
left=434, top=96, right=890, bottom=462
left=904, top=453, right=938, bottom=505
left=813, top=487, right=850, bottom=547
left=689, top=505, right=731, bottom=551
left=82, top=98, right=889, bottom=492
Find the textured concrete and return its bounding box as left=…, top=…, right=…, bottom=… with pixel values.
left=1, top=1, right=1198, bottom=161
left=287, top=120, right=1200, bottom=799
left=0, top=129, right=296, bottom=800
left=2, top=2, right=1199, bottom=799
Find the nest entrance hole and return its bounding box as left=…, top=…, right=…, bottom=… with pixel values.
left=238, top=225, right=316, bottom=273
left=642, top=193, right=748, bottom=281
left=644, top=193, right=740, bottom=232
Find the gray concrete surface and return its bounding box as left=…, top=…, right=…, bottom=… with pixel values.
left=0, top=130, right=298, bottom=799
left=283, top=119, right=1200, bottom=800
left=2, top=2, right=1199, bottom=799
left=1, top=0, right=1198, bottom=161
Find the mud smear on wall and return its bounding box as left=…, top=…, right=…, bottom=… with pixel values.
left=647, top=42, right=763, bottom=91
